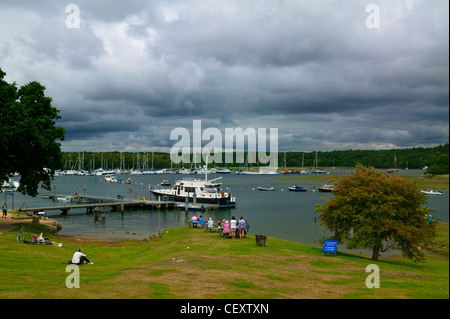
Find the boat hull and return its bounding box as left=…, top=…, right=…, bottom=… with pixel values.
left=150, top=190, right=236, bottom=207
left=318, top=187, right=333, bottom=192
left=421, top=190, right=444, bottom=195
left=289, top=186, right=307, bottom=192
left=257, top=187, right=275, bottom=191
left=177, top=204, right=206, bottom=211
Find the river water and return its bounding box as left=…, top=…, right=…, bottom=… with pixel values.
left=5, top=170, right=448, bottom=249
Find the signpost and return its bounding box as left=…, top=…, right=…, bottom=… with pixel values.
left=323, top=240, right=338, bottom=256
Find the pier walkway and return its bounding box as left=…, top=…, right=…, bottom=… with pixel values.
left=19, top=193, right=178, bottom=215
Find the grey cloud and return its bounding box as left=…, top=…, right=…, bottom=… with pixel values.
left=0, top=0, right=448, bottom=152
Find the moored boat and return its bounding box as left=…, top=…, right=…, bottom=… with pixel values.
left=288, top=186, right=308, bottom=192
left=161, top=180, right=171, bottom=186
left=318, top=184, right=335, bottom=192
left=177, top=204, right=207, bottom=211
left=150, top=178, right=236, bottom=208
left=257, top=186, right=275, bottom=191
left=217, top=168, right=231, bottom=174
left=421, top=189, right=444, bottom=195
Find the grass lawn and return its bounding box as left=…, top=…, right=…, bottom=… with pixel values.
left=0, top=219, right=448, bottom=299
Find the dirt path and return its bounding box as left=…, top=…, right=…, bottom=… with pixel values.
left=0, top=211, right=60, bottom=234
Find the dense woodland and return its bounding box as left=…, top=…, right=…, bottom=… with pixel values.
left=61, top=143, right=449, bottom=173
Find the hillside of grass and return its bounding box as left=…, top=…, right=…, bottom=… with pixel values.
left=0, top=219, right=448, bottom=299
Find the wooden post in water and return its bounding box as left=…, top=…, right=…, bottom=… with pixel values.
left=121, top=195, right=124, bottom=213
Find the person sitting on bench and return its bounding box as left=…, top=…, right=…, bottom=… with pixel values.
left=70, top=247, right=94, bottom=265
left=206, top=217, right=214, bottom=232
left=222, top=220, right=231, bottom=238
left=191, top=214, right=198, bottom=227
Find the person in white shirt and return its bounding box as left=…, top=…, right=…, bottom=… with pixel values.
left=206, top=217, right=214, bottom=232
left=71, top=247, right=93, bottom=265
left=230, top=216, right=237, bottom=239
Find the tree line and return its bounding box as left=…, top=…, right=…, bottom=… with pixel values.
left=283, top=144, right=449, bottom=171
left=60, top=143, right=449, bottom=172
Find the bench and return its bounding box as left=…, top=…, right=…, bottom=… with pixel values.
left=220, top=229, right=247, bottom=238
left=188, top=221, right=221, bottom=233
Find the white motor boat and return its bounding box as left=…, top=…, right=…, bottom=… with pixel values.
left=421, top=190, right=444, bottom=195
left=150, top=177, right=236, bottom=208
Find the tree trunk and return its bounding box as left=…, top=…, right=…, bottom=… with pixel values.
left=372, top=244, right=380, bottom=261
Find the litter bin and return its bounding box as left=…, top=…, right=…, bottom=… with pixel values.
left=255, top=234, right=266, bottom=247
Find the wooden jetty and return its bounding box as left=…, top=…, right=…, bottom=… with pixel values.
left=18, top=193, right=178, bottom=215
left=19, top=193, right=221, bottom=215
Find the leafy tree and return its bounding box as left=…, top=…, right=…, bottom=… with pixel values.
left=425, top=154, right=449, bottom=175
left=315, top=165, right=435, bottom=262
left=0, top=67, right=65, bottom=196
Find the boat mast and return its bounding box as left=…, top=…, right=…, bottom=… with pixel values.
left=205, top=154, right=209, bottom=182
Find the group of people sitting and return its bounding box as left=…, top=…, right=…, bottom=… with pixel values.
left=190, top=215, right=249, bottom=239
left=27, top=233, right=63, bottom=247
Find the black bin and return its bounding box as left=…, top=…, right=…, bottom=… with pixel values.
left=255, top=234, right=267, bottom=247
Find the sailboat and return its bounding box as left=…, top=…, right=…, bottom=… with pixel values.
left=318, top=184, right=334, bottom=192
left=387, top=155, right=401, bottom=174
left=237, top=151, right=259, bottom=174
left=300, top=153, right=309, bottom=174
left=312, top=151, right=325, bottom=174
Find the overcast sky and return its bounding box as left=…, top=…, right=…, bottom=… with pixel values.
left=1, top=0, right=448, bottom=153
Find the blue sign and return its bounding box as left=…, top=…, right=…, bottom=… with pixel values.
left=323, top=240, right=338, bottom=255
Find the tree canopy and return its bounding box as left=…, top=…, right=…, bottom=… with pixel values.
left=0, top=67, right=65, bottom=196
left=425, top=154, right=449, bottom=175
left=315, top=165, right=436, bottom=262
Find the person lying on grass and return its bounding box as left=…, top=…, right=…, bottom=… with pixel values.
left=33, top=233, right=62, bottom=247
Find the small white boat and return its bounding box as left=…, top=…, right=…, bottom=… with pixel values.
left=53, top=196, right=73, bottom=202
left=257, top=186, right=275, bottom=191
left=1, top=179, right=20, bottom=191
left=217, top=168, right=231, bottom=174
left=104, top=174, right=117, bottom=183
left=421, top=190, right=444, bottom=195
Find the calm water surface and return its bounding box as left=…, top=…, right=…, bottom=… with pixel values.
left=6, top=170, right=448, bottom=249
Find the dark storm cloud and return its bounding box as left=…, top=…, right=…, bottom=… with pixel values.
left=0, top=0, right=448, bottom=152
